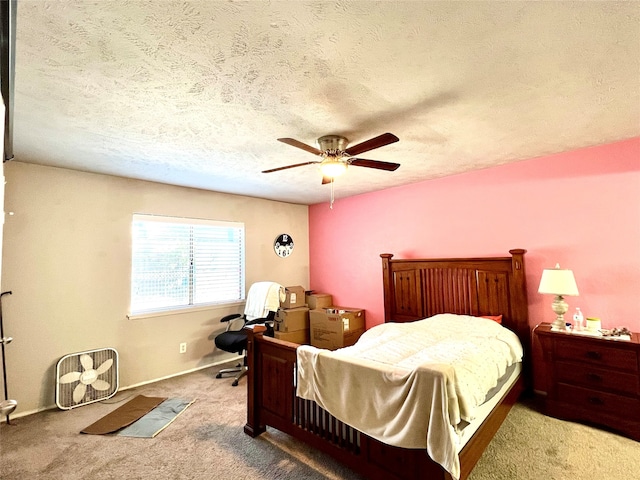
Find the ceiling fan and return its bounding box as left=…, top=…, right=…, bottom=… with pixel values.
left=263, top=132, right=400, bottom=184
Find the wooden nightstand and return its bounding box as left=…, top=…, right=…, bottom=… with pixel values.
left=535, top=323, right=640, bottom=440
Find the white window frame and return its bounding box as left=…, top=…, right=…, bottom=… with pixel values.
left=128, top=214, right=245, bottom=319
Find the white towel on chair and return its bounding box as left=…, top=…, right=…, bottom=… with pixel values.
left=244, top=282, right=285, bottom=320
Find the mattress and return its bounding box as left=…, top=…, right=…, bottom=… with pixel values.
left=456, top=361, right=521, bottom=451
left=296, top=314, right=524, bottom=480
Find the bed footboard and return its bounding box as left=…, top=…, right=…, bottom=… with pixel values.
left=245, top=327, right=524, bottom=480
left=245, top=328, right=455, bottom=480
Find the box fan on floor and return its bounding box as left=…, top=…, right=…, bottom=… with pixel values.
left=55, top=348, right=119, bottom=410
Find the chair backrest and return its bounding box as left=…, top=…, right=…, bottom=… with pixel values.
left=244, top=282, right=284, bottom=321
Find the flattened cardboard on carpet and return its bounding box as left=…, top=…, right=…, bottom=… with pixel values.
left=81, top=395, right=166, bottom=435
left=118, top=398, right=195, bottom=438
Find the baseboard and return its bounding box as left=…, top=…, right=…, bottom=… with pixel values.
left=1, top=359, right=236, bottom=423
left=121, top=359, right=235, bottom=390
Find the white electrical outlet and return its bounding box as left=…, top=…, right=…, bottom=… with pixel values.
left=179, top=342, right=187, bottom=354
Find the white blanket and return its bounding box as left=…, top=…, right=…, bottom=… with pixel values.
left=244, top=282, right=284, bottom=320
left=296, top=314, right=524, bottom=480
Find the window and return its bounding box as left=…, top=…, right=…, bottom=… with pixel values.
left=130, top=214, right=245, bottom=316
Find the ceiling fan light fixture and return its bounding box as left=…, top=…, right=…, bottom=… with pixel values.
left=320, top=159, right=347, bottom=178
left=269, top=132, right=400, bottom=183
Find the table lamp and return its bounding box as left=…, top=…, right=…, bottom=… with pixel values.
left=538, top=263, right=579, bottom=330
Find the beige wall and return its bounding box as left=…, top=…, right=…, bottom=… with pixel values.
left=1, top=161, right=309, bottom=415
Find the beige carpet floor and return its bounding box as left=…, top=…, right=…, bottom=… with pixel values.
left=1, top=361, right=639, bottom=480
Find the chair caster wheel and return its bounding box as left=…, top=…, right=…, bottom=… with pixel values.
left=216, top=373, right=222, bottom=379
left=232, top=380, right=239, bottom=387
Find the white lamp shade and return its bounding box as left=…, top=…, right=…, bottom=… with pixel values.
left=538, top=264, right=579, bottom=296
left=320, top=160, right=347, bottom=178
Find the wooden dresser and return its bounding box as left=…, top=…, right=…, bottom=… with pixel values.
left=535, top=323, right=640, bottom=440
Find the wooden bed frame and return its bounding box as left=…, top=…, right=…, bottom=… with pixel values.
left=244, top=249, right=529, bottom=480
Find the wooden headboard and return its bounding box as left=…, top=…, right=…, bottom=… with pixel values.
left=381, top=249, right=530, bottom=352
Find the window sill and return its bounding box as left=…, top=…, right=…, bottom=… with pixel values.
left=128, top=301, right=244, bottom=320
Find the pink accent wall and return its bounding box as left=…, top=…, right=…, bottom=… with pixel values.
left=309, top=137, right=640, bottom=390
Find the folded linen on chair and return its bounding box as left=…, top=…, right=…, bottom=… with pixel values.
left=244, top=282, right=284, bottom=320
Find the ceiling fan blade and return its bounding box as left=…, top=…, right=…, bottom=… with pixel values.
left=262, top=161, right=320, bottom=173
left=277, top=138, right=322, bottom=155
left=350, top=158, right=400, bottom=171
left=344, top=133, right=399, bottom=156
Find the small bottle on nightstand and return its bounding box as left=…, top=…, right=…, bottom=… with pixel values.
left=572, top=307, right=584, bottom=331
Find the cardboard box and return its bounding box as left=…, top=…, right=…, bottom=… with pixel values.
left=274, top=329, right=310, bottom=344
left=309, top=307, right=366, bottom=350
left=281, top=285, right=306, bottom=309
left=305, top=293, right=333, bottom=310
left=275, top=307, right=310, bottom=332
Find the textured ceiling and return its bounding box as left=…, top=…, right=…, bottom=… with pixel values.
left=12, top=1, right=640, bottom=205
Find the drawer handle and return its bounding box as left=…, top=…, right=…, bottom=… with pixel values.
left=587, top=396, right=604, bottom=406
left=585, top=351, right=602, bottom=360
left=586, top=373, right=602, bottom=383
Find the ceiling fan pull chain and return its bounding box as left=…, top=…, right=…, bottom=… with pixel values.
left=330, top=178, right=335, bottom=209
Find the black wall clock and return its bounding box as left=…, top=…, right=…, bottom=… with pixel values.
left=274, top=234, right=294, bottom=258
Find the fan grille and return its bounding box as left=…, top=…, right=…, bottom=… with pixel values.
left=55, top=348, right=119, bottom=410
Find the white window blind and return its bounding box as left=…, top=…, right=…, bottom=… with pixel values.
left=130, top=214, right=245, bottom=315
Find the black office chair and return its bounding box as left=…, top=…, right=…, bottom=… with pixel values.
left=214, top=282, right=282, bottom=386
left=214, top=311, right=275, bottom=386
